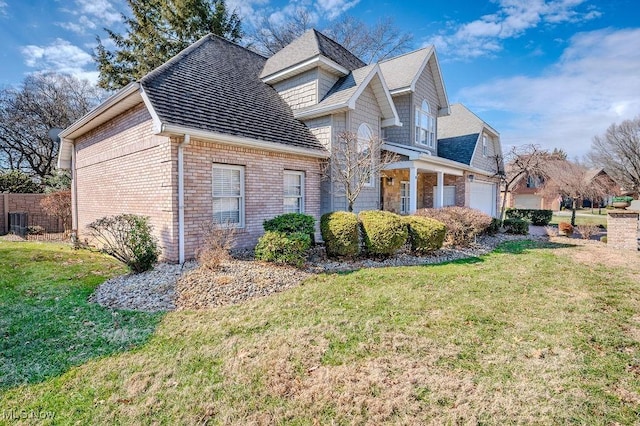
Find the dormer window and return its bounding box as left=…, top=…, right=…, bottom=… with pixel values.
left=415, top=100, right=436, bottom=148
left=482, top=135, right=488, bottom=157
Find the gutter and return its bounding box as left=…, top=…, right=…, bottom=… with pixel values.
left=178, top=134, right=190, bottom=264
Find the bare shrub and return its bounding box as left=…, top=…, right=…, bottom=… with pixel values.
left=575, top=224, right=601, bottom=240
left=416, top=207, right=492, bottom=246
left=196, top=222, right=236, bottom=270
left=544, top=226, right=558, bottom=237
left=40, top=189, right=72, bottom=233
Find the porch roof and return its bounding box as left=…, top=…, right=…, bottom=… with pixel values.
left=382, top=141, right=494, bottom=177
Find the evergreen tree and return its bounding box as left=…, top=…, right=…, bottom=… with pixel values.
left=96, top=0, right=242, bottom=90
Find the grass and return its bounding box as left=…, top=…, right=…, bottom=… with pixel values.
left=0, top=241, right=162, bottom=390
left=551, top=209, right=608, bottom=227
left=2, top=239, right=640, bottom=424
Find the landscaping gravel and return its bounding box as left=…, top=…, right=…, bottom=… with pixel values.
left=90, top=233, right=543, bottom=312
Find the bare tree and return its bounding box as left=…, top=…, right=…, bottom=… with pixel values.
left=588, top=116, right=640, bottom=193
left=540, top=159, right=615, bottom=226
left=250, top=10, right=413, bottom=63
left=494, top=144, right=548, bottom=222
left=0, top=73, right=102, bottom=182
left=324, top=131, right=397, bottom=212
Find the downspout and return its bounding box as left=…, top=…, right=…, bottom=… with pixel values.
left=71, top=141, right=79, bottom=237
left=178, top=134, right=191, bottom=264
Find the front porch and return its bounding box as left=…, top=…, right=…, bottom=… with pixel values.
left=381, top=168, right=466, bottom=214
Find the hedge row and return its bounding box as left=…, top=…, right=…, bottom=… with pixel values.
left=505, top=208, right=553, bottom=226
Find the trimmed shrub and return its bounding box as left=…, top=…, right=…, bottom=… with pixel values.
left=558, top=222, right=574, bottom=236
left=255, top=231, right=311, bottom=267
left=86, top=214, right=160, bottom=273
left=600, top=236, right=607, bottom=244
left=506, top=208, right=553, bottom=226
left=320, top=211, right=360, bottom=258
left=416, top=207, right=492, bottom=246
left=358, top=210, right=408, bottom=256
left=486, top=218, right=501, bottom=236
left=403, top=216, right=446, bottom=253
left=27, top=225, right=45, bottom=235
left=503, top=218, right=529, bottom=235
left=263, top=213, right=315, bottom=243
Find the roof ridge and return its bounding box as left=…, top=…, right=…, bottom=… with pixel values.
left=141, top=34, right=266, bottom=84
left=379, top=46, right=433, bottom=64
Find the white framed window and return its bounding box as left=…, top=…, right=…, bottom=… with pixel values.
left=482, top=135, right=488, bottom=157
left=415, top=100, right=436, bottom=148
left=284, top=170, right=305, bottom=213
left=433, top=185, right=456, bottom=207
left=212, top=164, right=244, bottom=227
left=400, top=181, right=410, bottom=214
left=357, top=123, right=374, bottom=187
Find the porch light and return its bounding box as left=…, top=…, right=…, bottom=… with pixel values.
left=386, top=176, right=395, bottom=186
left=467, top=174, right=475, bottom=182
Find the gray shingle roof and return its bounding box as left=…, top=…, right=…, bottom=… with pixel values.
left=437, top=134, right=479, bottom=165
left=140, top=35, right=326, bottom=153
left=260, top=29, right=366, bottom=79
left=379, top=47, right=432, bottom=92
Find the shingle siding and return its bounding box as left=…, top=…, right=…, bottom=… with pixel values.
left=412, top=60, right=441, bottom=154
left=318, top=69, right=339, bottom=100
left=272, top=69, right=319, bottom=110
left=385, top=94, right=411, bottom=144
left=470, top=132, right=500, bottom=173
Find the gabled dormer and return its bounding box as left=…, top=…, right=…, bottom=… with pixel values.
left=260, top=29, right=365, bottom=111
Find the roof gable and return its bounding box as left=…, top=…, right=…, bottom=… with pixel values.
left=437, top=133, right=480, bottom=165
left=379, top=46, right=449, bottom=110
left=260, top=29, right=365, bottom=81
left=140, top=34, right=325, bottom=153
left=438, top=103, right=499, bottom=139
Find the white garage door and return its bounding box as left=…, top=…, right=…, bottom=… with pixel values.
left=514, top=195, right=542, bottom=210
left=470, top=181, right=497, bottom=217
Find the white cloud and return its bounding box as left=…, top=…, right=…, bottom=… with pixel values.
left=20, top=39, right=98, bottom=83
left=425, top=0, right=601, bottom=59
left=57, top=15, right=98, bottom=34
left=457, top=28, right=640, bottom=158
left=314, top=0, right=360, bottom=20
left=0, top=0, right=7, bottom=16
left=74, top=0, right=121, bottom=24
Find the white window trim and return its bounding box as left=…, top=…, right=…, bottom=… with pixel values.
left=482, top=135, right=488, bottom=157
left=400, top=180, right=410, bottom=214
left=212, top=163, right=245, bottom=228
left=357, top=123, right=375, bottom=187
left=433, top=185, right=456, bottom=207
left=283, top=170, right=305, bottom=214
left=415, top=100, right=436, bottom=149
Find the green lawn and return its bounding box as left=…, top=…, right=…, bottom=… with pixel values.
left=551, top=210, right=608, bottom=227
left=0, top=241, right=162, bottom=390
left=2, top=240, right=640, bottom=424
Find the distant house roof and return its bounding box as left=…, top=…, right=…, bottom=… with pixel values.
left=136, top=35, right=326, bottom=153
left=437, top=133, right=480, bottom=165
left=260, top=29, right=366, bottom=81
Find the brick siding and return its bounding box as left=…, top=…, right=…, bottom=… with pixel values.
left=607, top=211, right=639, bottom=251
left=1, top=193, right=64, bottom=234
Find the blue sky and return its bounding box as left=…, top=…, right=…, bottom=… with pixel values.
left=0, top=0, right=639, bottom=158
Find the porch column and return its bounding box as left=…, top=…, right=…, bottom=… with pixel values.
left=436, top=171, right=444, bottom=208
left=409, top=166, right=418, bottom=213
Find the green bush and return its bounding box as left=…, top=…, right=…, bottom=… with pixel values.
left=86, top=214, right=160, bottom=273
left=503, top=218, right=529, bottom=235
left=416, top=207, right=492, bottom=246
left=263, top=213, right=315, bottom=244
left=320, top=211, right=360, bottom=258
left=506, top=209, right=552, bottom=226
left=254, top=231, right=311, bottom=267
left=358, top=210, right=408, bottom=256
left=403, top=216, right=446, bottom=253
left=486, top=218, right=501, bottom=235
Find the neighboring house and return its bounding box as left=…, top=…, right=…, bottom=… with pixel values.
left=505, top=168, right=618, bottom=210
left=58, top=30, right=503, bottom=263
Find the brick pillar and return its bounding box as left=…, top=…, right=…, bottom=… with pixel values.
left=607, top=211, right=639, bottom=250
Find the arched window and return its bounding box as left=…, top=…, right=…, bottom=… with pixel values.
left=415, top=99, right=436, bottom=148
left=357, top=123, right=374, bottom=187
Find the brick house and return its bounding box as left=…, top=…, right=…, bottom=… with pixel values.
left=58, top=30, right=503, bottom=263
